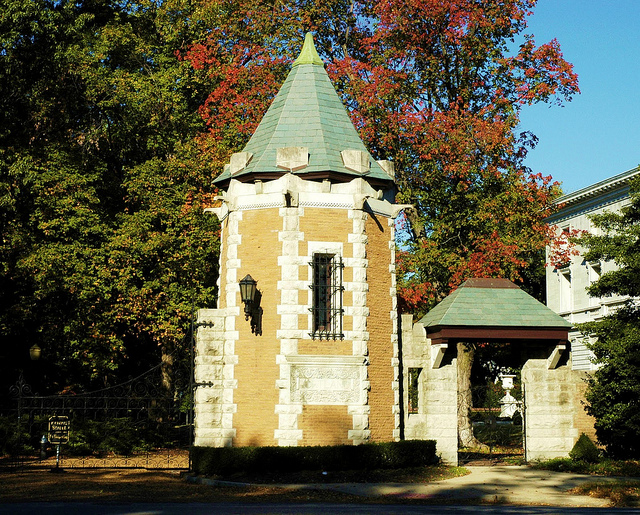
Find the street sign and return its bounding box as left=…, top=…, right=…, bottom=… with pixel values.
left=48, top=416, right=70, bottom=445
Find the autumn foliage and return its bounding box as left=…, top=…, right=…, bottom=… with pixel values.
left=185, top=0, right=579, bottom=314
left=0, top=0, right=579, bottom=392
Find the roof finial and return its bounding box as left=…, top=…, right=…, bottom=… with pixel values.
left=292, top=32, right=324, bottom=67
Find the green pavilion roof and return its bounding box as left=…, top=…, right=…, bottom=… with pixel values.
left=213, top=33, right=392, bottom=185
left=420, top=278, right=572, bottom=329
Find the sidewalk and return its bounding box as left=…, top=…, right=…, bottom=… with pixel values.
left=267, top=466, right=619, bottom=507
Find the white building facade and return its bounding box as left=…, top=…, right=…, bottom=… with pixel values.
left=546, top=167, right=640, bottom=370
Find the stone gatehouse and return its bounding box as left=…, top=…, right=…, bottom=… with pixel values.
left=193, top=34, right=594, bottom=464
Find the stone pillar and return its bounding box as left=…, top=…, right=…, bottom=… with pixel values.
left=522, top=359, right=586, bottom=460
left=194, top=308, right=236, bottom=447
left=401, top=315, right=458, bottom=465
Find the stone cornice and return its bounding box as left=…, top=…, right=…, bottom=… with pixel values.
left=547, top=167, right=639, bottom=224
left=206, top=174, right=411, bottom=220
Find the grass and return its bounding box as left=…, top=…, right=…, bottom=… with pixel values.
left=532, top=457, right=640, bottom=477
left=569, top=481, right=640, bottom=507
left=0, top=469, right=363, bottom=504
left=0, top=465, right=468, bottom=505
left=533, top=458, right=640, bottom=507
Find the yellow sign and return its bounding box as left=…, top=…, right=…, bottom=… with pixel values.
left=48, top=416, right=70, bottom=444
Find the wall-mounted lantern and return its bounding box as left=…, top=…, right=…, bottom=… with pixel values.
left=239, top=274, right=258, bottom=321
left=239, top=274, right=262, bottom=335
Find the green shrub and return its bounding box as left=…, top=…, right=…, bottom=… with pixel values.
left=191, top=440, right=438, bottom=477
left=533, top=457, right=640, bottom=477
left=65, top=417, right=172, bottom=456
left=0, top=416, right=29, bottom=455
left=0, top=413, right=187, bottom=457
left=569, top=433, right=600, bottom=463
left=532, top=457, right=583, bottom=473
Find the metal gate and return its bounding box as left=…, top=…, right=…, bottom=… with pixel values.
left=1, top=361, right=191, bottom=470
left=458, top=377, right=526, bottom=465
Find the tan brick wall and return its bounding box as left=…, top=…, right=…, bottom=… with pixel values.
left=365, top=214, right=395, bottom=441
left=219, top=204, right=397, bottom=447
left=299, top=405, right=351, bottom=446
left=298, top=340, right=352, bottom=355
left=299, top=208, right=353, bottom=258
left=233, top=208, right=281, bottom=447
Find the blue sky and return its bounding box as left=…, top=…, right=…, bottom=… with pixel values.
left=518, top=0, right=640, bottom=195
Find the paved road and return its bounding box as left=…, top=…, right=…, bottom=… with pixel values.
left=0, top=504, right=638, bottom=515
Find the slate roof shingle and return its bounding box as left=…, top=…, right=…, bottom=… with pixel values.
left=420, top=278, right=572, bottom=329
left=214, top=33, right=391, bottom=184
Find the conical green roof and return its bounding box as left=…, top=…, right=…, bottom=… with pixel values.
left=214, top=33, right=392, bottom=184
left=420, top=278, right=572, bottom=329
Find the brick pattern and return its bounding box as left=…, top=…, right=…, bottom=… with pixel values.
left=199, top=190, right=400, bottom=448
left=192, top=310, right=226, bottom=447
left=573, top=371, right=598, bottom=444
left=232, top=208, right=281, bottom=447
left=298, top=340, right=351, bottom=355
left=365, top=214, right=397, bottom=441
left=214, top=212, right=242, bottom=446
left=278, top=206, right=363, bottom=445
left=522, top=360, right=593, bottom=460
left=299, top=405, right=352, bottom=446
left=275, top=204, right=304, bottom=445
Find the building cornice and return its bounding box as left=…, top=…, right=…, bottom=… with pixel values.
left=547, top=166, right=639, bottom=224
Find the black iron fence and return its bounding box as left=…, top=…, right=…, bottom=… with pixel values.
left=458, top=379, right=525, bottom=465
left=1, top=363, right=191, bottom=470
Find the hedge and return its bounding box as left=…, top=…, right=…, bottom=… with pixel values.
left=191, top=439, right=438, bottom=476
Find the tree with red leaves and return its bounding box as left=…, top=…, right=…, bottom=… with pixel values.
left=186, top=0, right=578, bottom=313
left=332, top=0, right=579, bottom=314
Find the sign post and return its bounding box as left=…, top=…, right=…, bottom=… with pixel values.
left=48, top=416, right=70, bottom=472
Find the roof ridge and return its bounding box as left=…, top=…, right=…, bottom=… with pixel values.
left=420, top=280, right=571, bottom=329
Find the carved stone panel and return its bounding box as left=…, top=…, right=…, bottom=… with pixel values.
left=290, top=362, right=363, bottom=405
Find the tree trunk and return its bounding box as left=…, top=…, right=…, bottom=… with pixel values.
left=161, top=344, right=174, bottom=393
left=457, top=341, right=487, bottom=449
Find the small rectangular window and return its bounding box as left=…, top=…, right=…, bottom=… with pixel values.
left=559, top=268, right=572, bottom=312
left=309, top=253, right=344, bottom=340
left=408, top=368, right=422, bottom=414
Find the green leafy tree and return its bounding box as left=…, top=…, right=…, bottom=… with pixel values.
left=0, top=0, right=578, bottom=404
left=578, top=174, right=640, bottom=458
left=0, top=0, right=218, bottom=392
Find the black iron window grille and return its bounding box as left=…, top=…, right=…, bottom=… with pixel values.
left=309, top=253, right=344, bottom=340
